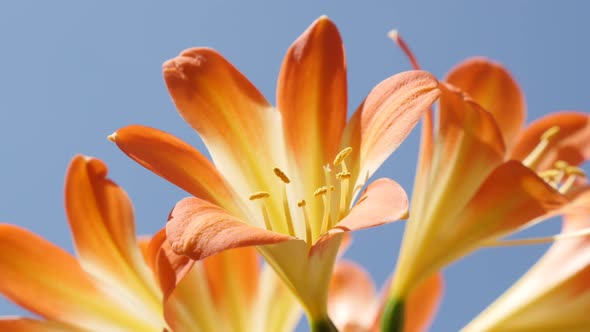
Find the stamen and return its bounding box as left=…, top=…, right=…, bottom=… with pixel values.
left=485, top=227, right=590, bottom=247
left=321, top=165, right=334, bottom=233
left=522, top=126, right=561, bottom=168
left=297, top=200, right=312, bottom=245
left=333, top=147, right=353, bottom=166
left=273, top=167, right=291, bottom=184
left=249, top=192, right=273, bottom=231
left=387, top=29, right=421, bottom=70
left=559, top=166, right=586, bottom=194
left=273, top=168, right=295, bottom=236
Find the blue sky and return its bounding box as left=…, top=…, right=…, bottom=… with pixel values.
left=1, top=1, right=589, bottom=330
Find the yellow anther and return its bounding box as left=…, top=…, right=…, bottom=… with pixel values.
left=297, top=199, right=312, bottom=246
left=336, top=171, right=352, bottom=180
left=566, top=166, right=586, bottom=177
left=297, top=199, right=306, bottom=207
left=554, top=160, right=569, bottom=170
left=314, top=186, right=328, bottom=197
left=249, top=191, right=270, bottom=200
left=539, top=169, right=561, bottom=179
left=333, top=147, right=353, bottom=166
left=540, top=126, right=560, bottom=141
left=273, top=167, right=291, bottom=184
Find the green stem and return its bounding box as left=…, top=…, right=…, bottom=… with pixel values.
left=310, top=318, right=339, bottom=332
left=381, top=297, right=405, bottom=332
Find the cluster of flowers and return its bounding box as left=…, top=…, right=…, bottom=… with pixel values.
left=1, top=17, right=589, bottom=332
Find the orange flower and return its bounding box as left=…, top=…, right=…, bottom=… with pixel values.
left=328, top=261, right=443, bottom=332
left=0, top=156, right=300, bottom=332
left=463, top=189, right=590, bottom=331
left=0, top=156, right=166, bottom=331
left=382, top=33, right=590, bottom=331
left=109, top=16, right=439, bottom=326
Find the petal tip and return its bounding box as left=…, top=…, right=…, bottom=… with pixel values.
left=107, top=132, right=117, bottom=142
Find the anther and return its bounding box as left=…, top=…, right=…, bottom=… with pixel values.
left=249, top=191, right=270, bottom=200
left=333, top=147, right=353, bottom=166
left=554, top=160, right=569, bottom=170
left=540, top=126, right=560, bottom=141
left=314, top=186, right=328, bottom=197
left=273, top=168, right=291, bottom=184
left=336, top=171, right=351, bottom=180
left=566, top=166, right=586, bottom=177
left=297, top=200, right=306, bottom=207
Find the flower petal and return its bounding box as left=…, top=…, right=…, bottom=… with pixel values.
left=0, top=225, right=152, bottom=331
left=252, top=265, right=302, bottom=332
left=328, top=261, right=377, bottom=331
left=333, top=178, right=408, bottom=232
left=65, top=155, right=163, bottom=324
left=341, top=70, right=440, bottom=195
left=0, top=318, right=78, bottom=332
left=410, top=83, right=506, bottom=227
left=110, top=125, right=244, bottom=216
left=258, top=233, right=344, bottom=320
left=163, top=47, right=286, bottom=204
left=203, top=247, right=260, bottom=310
left=445, top=57, right=526, bottom=149
left=277, top=16, right=347, bottom=180
left=404, top=273, right=444, bottom=332
left=509, top=112, right=590, bottom=170
left=451, top=161, right=568, bottom=256
left=464, top=212, right=590, bottom=331
left=166, top=197, right=292, bottom=260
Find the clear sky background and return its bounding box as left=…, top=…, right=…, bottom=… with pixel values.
left=1, top=1, right=589, bottom=331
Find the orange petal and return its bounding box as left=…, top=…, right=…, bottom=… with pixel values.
left=445, top=57, right=526, bottom=148
left=163, top=47, right=284, bottom=203
left=0, top=318, right=78, bottom=332
left=277, top=16, right=347, bottom=177
left=257, top=233, right=344, bottom=319
left=464, top=212, right=590, bottom=331
left=161, top=255, right=218, bottom=332
left=65, top=155, right=162, bottom=320
left=110, top=125, right=244, bottom=215
left=148, top=228, right=194, bottom=298
left=166, top=197, right=292, bottom=260
left=203, top=247, right=260, bottom=313
left=333, top=178, right=408, bottom=232
left=404, top=273, right=444, bottom=332
left=328, top=261, right=377, bottom=331
left=415, top=83, right=506, bottom=228
left=342, top=70, right=440, bottom=194
left=456, top=161, right=568, bottom=246
left=509, top=112, right=590, bottom=170
left=0, top=225, right=135, bottom=330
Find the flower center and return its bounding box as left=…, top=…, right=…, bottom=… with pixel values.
left=248, top=147, right=354, bottom=245
left=522, top=126, right=586, bottom=194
